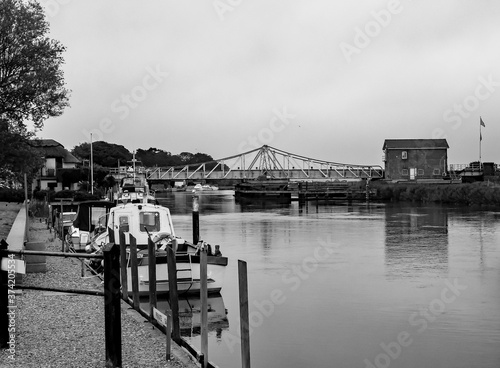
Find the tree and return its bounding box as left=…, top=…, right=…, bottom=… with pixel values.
left=0, top=0, right=70, bottom=181
left=0, top=0, right=70, bottom=128
left=72, top=141, right=132, bottom=167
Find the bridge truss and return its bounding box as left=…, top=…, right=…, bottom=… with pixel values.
left=145, top=145, right=384, bottom=182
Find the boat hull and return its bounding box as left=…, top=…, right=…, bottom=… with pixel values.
left=127, top=256, right=227, bottom=295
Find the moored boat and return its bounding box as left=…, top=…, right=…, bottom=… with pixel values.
left=88, top=196, right=228, bottom=295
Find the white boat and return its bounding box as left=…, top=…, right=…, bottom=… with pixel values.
left=89, top=197, right=228, bottom=295
left=114, top=174, right=157, bottom=204
left=192, top=183, right=219, bottom=192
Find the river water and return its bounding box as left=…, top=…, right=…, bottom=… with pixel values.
left=155, top=190, right=500, bottom=368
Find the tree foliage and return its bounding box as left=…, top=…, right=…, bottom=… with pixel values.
left=72, top=141, right=132, bottom=167
left=0, top=0, right=70, bottom=128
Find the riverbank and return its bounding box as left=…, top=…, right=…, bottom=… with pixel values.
left=0, top=216, right=199, bottom=368
left=372, top=180, right=500, bottom=206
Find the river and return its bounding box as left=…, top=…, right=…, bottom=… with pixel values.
left=154, top=190, right=500, bottom=368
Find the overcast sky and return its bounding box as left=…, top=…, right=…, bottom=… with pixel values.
left=36, top=0, right=500, bottom=166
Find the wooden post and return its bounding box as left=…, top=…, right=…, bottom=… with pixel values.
left=148, top=237, right=157, bottom=320
left=59, top=198, right=64, bottom=252
left=129, top=235, right=140, bottom=310
left=108, top=227, right=115, bottom=244
left=239, top=260, right=251, bottom=368
left=166, top=240, right=180, bottom=343
left=118, top=231, right=128, bottom=301
left=200, top=247, right=208, bottom=368
left=103, top=243, right=122, bottom=368
left=0, top=240, right=9, bottom=348
left=192, top=194, right=199, bottom=244
left=166, top=310, right=172, bottom=361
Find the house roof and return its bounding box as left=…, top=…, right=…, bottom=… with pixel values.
left=30, top=139, right=81, bottom=163
left=383, top=139, right=449, bottom=150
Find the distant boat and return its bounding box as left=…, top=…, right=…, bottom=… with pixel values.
left=192, top=183, right=219, bottom=192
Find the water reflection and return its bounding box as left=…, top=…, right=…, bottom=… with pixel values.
left=384, top=205, right=449, bottom=279
left=140, top=293, right=229, bottom=340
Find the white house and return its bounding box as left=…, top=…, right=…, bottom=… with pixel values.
left=31, top=139, right=81, bottom=191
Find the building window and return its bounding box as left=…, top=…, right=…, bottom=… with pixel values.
left=402, top=169, right=408, bottom=176
left=418, top=169, right=424, bottom=176
left=433, top=168, right=440, bottom=175
left=402, top=151, right=407, bottom=160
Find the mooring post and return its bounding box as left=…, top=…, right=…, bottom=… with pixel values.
left=0, top=239, right=9, bottom=349
left=148, top=237, right=157, bottom=320
left=103, top=242, right=122, bottom=368
left=118, top=231, right=128, bottom=301
left=239, top=260, right=251, bottom=368
left=200, top=247, right=208, bottom=368
left=192, top=194, right=200, bottom=245
left=129, top=235, right=140, bottom=310
left=166, top=239, right=180, bottom=343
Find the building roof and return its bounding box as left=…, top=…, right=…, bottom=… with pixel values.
left=383, top=139, right=449, bottom=150
left=30, top=139, right=81, bottom=163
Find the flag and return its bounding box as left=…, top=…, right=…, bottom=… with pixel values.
left=480, top=117, right=486, bottom=127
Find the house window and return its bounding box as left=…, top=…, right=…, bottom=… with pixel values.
left=402, top=151, right=407, bottom=160
left=418, top=169, right=424, bottom=176
left=433, top=168, right=440, bottom=175
left=402, top=169, right=408, bottom=176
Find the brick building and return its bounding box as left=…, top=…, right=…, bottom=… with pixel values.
left=382, top=139, right=449, bottom=181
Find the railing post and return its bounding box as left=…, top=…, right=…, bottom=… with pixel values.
left=118, top=231, right=128, bottom=301
left=148, top=237, right=157, bottom=320
left=200, top=247, right=208, bottom=368
left=129, top=235, right=140, bottom=310
left=103, top=243, right=122, bottom=368
left=166, top=240, right=180, bottom=343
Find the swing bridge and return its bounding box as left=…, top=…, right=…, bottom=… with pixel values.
left=131, top=145, right=384, bottom=183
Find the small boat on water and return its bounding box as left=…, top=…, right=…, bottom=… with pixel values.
left=88, top=192, right=228, bottom=295
left=192, top=183, right=219, bottom=192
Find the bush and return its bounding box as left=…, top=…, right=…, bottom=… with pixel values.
left=371, top=181, right=500, bottom=206
left=0, top=189, right=25, bottom=202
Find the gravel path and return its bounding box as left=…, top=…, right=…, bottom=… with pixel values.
left=0, top=220, right=199, bottom=368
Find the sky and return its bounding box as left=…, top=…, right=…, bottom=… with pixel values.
left=35, top=0, right=500, bottom=167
